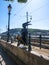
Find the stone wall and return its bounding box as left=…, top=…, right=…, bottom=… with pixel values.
left=0, top=40, right=49, bottom=65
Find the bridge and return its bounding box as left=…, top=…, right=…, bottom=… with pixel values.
left=0, top=39, right=49, bottom=65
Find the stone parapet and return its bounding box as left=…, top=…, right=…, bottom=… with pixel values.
left=0, top=40, right=49, bottom=65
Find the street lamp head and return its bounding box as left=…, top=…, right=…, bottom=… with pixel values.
left=30, top=16, right=32, bottom=21
left=8, top=4, right=12, bottom=12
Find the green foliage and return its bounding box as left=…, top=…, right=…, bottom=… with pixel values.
left=4, top=0, right=14, bottom=1
left=1, top=28, right=49, bottom=36
left=18, top=0, right=27, bottom=3
left=4, top=0, right=27, bottom=2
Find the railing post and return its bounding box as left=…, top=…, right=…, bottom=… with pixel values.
left=39, top=34, right=42, bottom=49
left=28, top=33, right=31, bottom=52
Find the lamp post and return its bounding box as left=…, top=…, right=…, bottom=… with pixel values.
left=7, top=4, right=12, bottom=42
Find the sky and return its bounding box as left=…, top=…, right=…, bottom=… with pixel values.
left=0, top=0, right=49, bottom=33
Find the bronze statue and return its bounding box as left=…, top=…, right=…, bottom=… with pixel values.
left=17, top=21, right=31, bottom=46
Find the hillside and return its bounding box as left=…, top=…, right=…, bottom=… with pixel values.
left=1, top=28, right=49, bottom=36
left=1, top=28, right=21, bottom=36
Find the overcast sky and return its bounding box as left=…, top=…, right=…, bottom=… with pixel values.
left=0, top=0, right=49, bottom=33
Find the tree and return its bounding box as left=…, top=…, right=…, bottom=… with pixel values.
left=4, top=0, right=27, bottom=3
left=18, top=0, right=27, bottom=3
left=4, top=0, right=13, bottom=1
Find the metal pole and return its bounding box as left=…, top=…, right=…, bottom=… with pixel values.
left=26, top=12, right=28, bottom=45
left=26, top=12, right=28, bottom=28
left=7, top=11, right=10, bottom=42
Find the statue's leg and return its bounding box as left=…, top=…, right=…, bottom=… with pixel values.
left=17, top=40, right=20, bottom=46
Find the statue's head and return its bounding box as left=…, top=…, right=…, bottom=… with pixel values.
left=22, top=22, right=31, bottom=28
